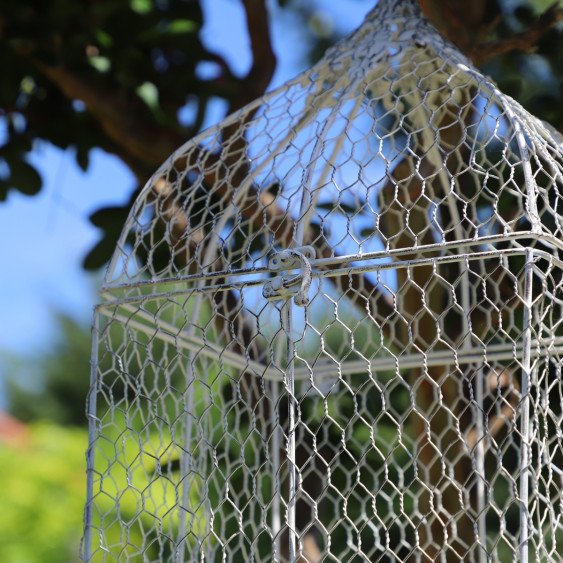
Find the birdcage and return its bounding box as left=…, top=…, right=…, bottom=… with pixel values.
left=82, top=0, right=563, bottom=561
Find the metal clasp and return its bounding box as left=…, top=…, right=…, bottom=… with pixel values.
left=263, top=246, right=316, bottom=306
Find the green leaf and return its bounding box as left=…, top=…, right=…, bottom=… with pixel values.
left=136, top=81, right=159, bottom=109
left=8, top=159, right=42, bottom=196
left=130, top=0, right=152, bottom=14
left=168, top=19, right=198, bottom=34
left=0, top=179, right=9, bottom=201
left=88, top=56, right=111, bottom=73
left=0, top=136, right=33, bottom=157
left=95, top=28, right=114, bottom=47
left=75, top=147, right=90, bottom=171
left=89, top=205, right=129, bottom=229
left=359, top=227, right=377, bottom=239
left=85, top=205, right=131, bottom=269
left=82, top=235, right=116, bottom=270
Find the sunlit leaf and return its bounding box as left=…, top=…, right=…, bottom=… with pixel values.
left=130, top=0, right=152, bottom=14
left=88, top=56, right=111, bottom=73
left=168, top=19, right=197, bottom=34
left=136, top=81, right=159, bottom=109
left=95, top=28, right=114, bottom=47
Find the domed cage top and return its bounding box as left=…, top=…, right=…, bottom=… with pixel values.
left=82, top=0, right=563, bottom=561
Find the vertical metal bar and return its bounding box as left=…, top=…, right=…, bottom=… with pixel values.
left=294, top=94, right=363, bottom=247
left=461, top=256, right=487, bottom=561
left=281, top=300, right=298, bottom=563
left=270, top=379, right=282, bottom=561
left=272, top=304, right=290, bottom=562
left=176, top=291, right=206, bottom=562
left=519, top=249, right=535, bottom=561
left=496, top=101, right=541, bottom=234
left=294, top=117, right=328, bottom=247
left=474, top=366, right=487, bottom=562
left=176, top=354, right=197, bottom=563
left=81, top=309, right=100, bottom=562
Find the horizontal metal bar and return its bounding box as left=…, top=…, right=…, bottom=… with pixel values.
left=97, top=304, right=271, bottom=378
left=96, top=301, right=563, bottom=383
left=97, top=246, right=561, bottom=307
left=293, top=338, right=563, bottom=380
left=100, top=232, right=563, bottom=297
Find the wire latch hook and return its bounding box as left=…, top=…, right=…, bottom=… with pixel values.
left=263, top=246, right=315, bottom=306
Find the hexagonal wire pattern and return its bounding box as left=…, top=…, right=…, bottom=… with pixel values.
left=82, top=0, right=563, bottom=561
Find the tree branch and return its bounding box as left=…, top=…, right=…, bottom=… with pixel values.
left=220, top=0, right=276, bottom=152
left=227, top=0, right=276, bottom=116
left=34, top=61, right=186, bottom=169
left=9, top=0, right=275, bottom=185
left=420, top=0, right=563, bottom=67
left=472, top=3, right=563, bottom=66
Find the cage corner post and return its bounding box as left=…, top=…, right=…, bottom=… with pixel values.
left=81, top=306, right=101, bottom=563
left=281, top=297, right=300, bottom=562
left=518, top=247, right=536, bottom=561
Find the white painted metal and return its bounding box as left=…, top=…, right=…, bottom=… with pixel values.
left=83, top=1, right=563, bottom=561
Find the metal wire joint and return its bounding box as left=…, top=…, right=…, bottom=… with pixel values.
left=263, top=246, right=315, bottom=306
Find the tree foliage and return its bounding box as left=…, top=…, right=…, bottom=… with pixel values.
left=6, top=314, right=92, bottom=426
left=0, top=422, right=86, bottom=562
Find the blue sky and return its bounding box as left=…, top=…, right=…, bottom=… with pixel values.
left=0, top=0, right=374, bottom=398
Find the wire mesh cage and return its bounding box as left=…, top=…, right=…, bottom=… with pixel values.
left=82, top=0, right=563, bottom=561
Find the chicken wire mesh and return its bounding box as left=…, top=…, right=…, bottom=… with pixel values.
left=82, top=0, right=563, bottom=561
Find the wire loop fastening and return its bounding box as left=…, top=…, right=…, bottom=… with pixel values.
left=263, top=247, right=314, bottom=306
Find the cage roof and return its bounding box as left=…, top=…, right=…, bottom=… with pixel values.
left=103, top=0, right=563, bottom=292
